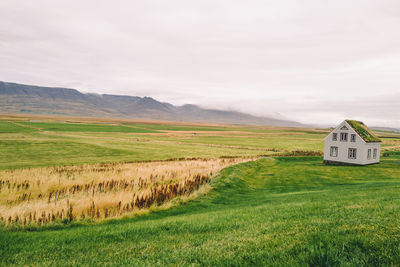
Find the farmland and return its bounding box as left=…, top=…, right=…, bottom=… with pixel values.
left=1, top=114, right=400, bottom=266
left=0, top=158, right=251, bottom=225
left=0, top=115, right=327, bottom=170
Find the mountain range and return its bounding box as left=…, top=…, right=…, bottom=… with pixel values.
left=0, top=81, right=303, bottom=126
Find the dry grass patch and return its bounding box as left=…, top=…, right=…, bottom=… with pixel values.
left=0, top=158, right=252, bottom=226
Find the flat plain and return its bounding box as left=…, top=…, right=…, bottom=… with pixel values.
left=1, top=114, right=400, bottom=266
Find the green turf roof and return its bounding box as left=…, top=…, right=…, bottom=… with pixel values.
left=346, top=120, right=381, bottom=143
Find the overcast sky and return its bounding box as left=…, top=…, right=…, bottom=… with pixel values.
left=1, top=1, right=399, bottom=127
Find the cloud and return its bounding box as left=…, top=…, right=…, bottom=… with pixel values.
left=0, top=0, right=399, bottom=127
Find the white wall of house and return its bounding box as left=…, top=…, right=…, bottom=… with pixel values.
left=363, top=142, right=381, bottom=165
left=324, top=120, right=380, bottom=165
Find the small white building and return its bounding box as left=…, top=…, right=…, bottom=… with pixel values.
left=324, top=120, right=381, bottom=165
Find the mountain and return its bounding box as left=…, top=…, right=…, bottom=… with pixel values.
left=0, top=81, right=303, bottom=126
left=371, top=126, right=400, bottom=133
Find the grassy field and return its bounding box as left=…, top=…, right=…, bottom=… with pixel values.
left=17, top=121, right=161, bottom=133
left=1, top=155, right=400, bottom=265
left=0, top=120, right=36, bottom=133
left=0, top=116, right=330, bottom=170
left=1, top=114, right=400, bottom=266
left=0, top=158, right=251, bottom=225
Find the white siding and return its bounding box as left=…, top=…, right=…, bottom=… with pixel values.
left=362, top=143, right=380, bottom=165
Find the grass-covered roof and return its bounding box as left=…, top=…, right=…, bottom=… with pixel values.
left=346, top=120, right=381, bottom=143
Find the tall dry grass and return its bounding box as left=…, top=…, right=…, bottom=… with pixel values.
left=0, top=158, right=252, bottom=226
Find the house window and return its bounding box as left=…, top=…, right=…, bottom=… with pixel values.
left=367, top=149, right=371, bottom=160
left=340, top=133, right=348, bottom=141
left=330, top=146, right=338, bottom=157
left=350, top=134, right=356, bottom=142
left=348, top=148, right=357, bottom=159
left=332, top=133, right=337, bottom=141
left=340, top=125, right=348, bottom=130
left=373, top=148, right=377, bottom=159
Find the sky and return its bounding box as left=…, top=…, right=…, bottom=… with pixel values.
left=0, top=0, right=399, bottom=128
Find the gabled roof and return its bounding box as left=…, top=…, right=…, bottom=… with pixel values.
left=345, top=120, right=381, bottom=143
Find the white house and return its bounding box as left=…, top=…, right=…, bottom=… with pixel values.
left=324, top=120, right=381, bottom=165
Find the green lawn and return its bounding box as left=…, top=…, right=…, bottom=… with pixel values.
left=0, top=119, right=328, bottom=169
left=17, top=121, right=160, bottom=133
left=0, top=120, right=36, bottom=133
left=1, top=155, right=400, bottom=266
left=0, top=139, right=135, bottom=169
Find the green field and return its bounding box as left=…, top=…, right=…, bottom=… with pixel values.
left=2, top=155, right=400, bottom=266
left=123, top=122, right=231, bottom=132
left=17, top=121, right=161, bottom=133
left=1, top=117, right=400, bottom=266
left=0, top=119, right=329, bottom=169
left=0, top=120, right=36, bottom=133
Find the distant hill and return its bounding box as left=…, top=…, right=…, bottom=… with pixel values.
left=0, top=81, right=303, bottom=126
left=371, top=126, right=400, bottom=133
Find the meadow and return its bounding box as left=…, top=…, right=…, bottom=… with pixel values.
left=1, top=114, right=400, bottom=266
left=0, top=116, right=329, bottom=170
left=0, top=158, right=251, bottom=225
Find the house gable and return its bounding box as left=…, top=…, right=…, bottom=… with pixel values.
left=325, top=120, right=381, bottom=143
left=324, top=120, right=361, bottom=143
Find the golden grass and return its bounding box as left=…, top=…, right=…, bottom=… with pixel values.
left=0, top=158, right=253, bottom=226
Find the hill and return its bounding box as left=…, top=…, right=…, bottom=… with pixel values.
left=0, top=81, right=302, bottom=126
left=372, top=126, right=400, bottom=133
